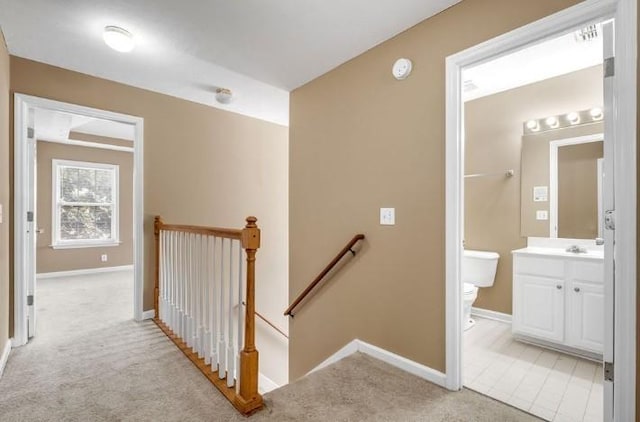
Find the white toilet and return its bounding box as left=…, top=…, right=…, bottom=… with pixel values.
left=462, top=249, right=500, bottom=331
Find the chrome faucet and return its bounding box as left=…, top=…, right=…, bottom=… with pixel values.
left=565, top=245, right=587, bottom=253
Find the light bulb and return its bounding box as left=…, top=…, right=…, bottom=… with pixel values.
left=590, top=107, right=603, bottom=120
left=566, top=111, right=580, bottom=125
left=526, top=120, right=540, bottom=132
left=545, top=116, right=559, bottom=128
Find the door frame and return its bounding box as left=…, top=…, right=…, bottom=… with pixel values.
left=13, top=94, right=145, bottom=346
left=445, top=0, right=636, bottom=420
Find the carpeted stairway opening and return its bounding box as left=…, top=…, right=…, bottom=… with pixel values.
left=0, top=271, right=541, bottom=421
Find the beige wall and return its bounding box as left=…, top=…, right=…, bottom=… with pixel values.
left=289, top=0, right=586, bottom=379
left=35, top=141, right=134, bottom=273
left=0, top=30, right=10, bottom=357
left=464, top=66, right=602, bottom=315
left=9, top=57, right=289, bottom=385
left=558, top=141, right=603, bottom=239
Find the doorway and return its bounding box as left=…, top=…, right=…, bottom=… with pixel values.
left=445, top=1, right=636, bottom=421
left=13, top=94, right=145, bottom=346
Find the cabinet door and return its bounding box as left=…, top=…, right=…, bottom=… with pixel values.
left=513, top=275, right=565, bottom=342
left=568, top=281, right=604, bottom=353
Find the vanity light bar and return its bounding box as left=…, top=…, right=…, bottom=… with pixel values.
left=523, top=107, right=603, bottom=134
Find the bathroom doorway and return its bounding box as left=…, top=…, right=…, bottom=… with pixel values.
left=462, top=24, right=606, bottom=422
left=445, top=1, right=637, bottom=421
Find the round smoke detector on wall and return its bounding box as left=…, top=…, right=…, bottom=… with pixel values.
left=392, top=58, right=413, bottom=80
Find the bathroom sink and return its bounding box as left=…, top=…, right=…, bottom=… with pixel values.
left=512, top=246, right=604, bottom=260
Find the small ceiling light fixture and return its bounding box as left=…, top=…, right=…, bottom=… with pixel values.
left=103, top=25, right=135, bottom=53
left=526, top=119, right=540, bottom=132
left=215, top=88, right=233, bottom=104
left=590, top=107, right=603, bottom=120
left=566, top=111, right=581, bottom=125
left=545, top=116, right=559, bottom=128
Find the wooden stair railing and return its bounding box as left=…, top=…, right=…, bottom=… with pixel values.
left=284, top=234, right=365, bottom=317
left=154, top=215, right=263, bottom=416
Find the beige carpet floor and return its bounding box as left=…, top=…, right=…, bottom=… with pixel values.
left=0, top=271, right=541, bottom=421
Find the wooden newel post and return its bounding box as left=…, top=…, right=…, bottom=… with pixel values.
left=236, top=216, right=263, bottom=413
left=154, top=216, right=163, bottom=320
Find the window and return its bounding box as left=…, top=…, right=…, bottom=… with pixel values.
left=52, top=160, right=119, bottom=248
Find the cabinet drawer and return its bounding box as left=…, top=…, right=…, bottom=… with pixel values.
left=514, top=255, right=565, bottom=278
left=570, top=261, right=604, bottom=284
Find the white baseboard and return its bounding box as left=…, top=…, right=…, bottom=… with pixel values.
left=142, top=310, right=156, bottom=320
left=309, top=339, right=360, bottom=374
left=309, top=339, right=447, bottom=388
left=471, top=307, right=512, bottom=324
left=0, top=338, right=12, bottom=379
left=259, top=373, right=280, bottom=394
left=37, top=265, right=134, bottom=279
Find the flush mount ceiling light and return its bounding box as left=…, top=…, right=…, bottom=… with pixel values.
left=215, top=88, right=233, bottom=104
left=103, top=26, right=135, bottom=53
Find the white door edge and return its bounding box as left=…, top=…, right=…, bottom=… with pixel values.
left=444, top=1, right=635, bottom=421
left=13, top=94, right=146, bottom=347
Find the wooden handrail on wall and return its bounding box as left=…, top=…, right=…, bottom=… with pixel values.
left=284, top=234, right=365, bottom=317
left=154, top=215, right=263, bottom=416
left=239, top=302, right=289, bottom=339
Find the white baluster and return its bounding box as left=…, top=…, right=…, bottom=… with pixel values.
left=187, top=233, right=195, bottom=349
left=203, top=234, right=211, bottom=365
left=226, top=239, right=236, bottom=388
left=182, top=232, right=188, bottom=344
left=176, top=231, right=182, bottom=338
left=169, top=231, right=178, bottom=331
left=168, top=231, right=175, bottom=330
left=180, top=231, right=187, bottom=340
left=236, top=240, right=244, bottom=393
left=218, top=238, right=227, bottom=379
left=187, top=233, right=196, bottom=351
left=210, top=235, right=219, bottom=370
left=197, top=233, right=205, bottom=358
left=165, top=231, right=171, bottom=327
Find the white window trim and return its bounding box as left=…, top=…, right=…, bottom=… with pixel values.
left=51, top=159, right=120, bottom=249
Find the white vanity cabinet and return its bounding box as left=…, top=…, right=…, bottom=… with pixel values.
left=512, top=250, right=604, bottom=356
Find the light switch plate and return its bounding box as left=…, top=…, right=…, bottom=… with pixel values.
left=380, top=208, right=395, bottom=225
left=536, top=210, right=548, bottom=221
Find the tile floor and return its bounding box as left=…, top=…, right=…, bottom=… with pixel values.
left=463, top=317, right=603, bottom=422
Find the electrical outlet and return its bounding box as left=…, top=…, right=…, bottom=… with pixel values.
left=101, top=254, right=108, bottom=262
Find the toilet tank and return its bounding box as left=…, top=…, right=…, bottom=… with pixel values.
left=462, top=250, right=500, bottom=287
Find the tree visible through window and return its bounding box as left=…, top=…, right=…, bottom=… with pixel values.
left=53, top=160, right=119, bottom=246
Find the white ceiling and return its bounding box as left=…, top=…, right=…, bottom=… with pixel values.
left=0, top=0, right=461, bottom=126
left=462, top=26, right=603, bottom=102
left=35, top=108, right=135, bottom=142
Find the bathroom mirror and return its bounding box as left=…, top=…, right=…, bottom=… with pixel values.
left=520, top=126, right=604, bottom=239
left=550, top=137, right=603, bottom=238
